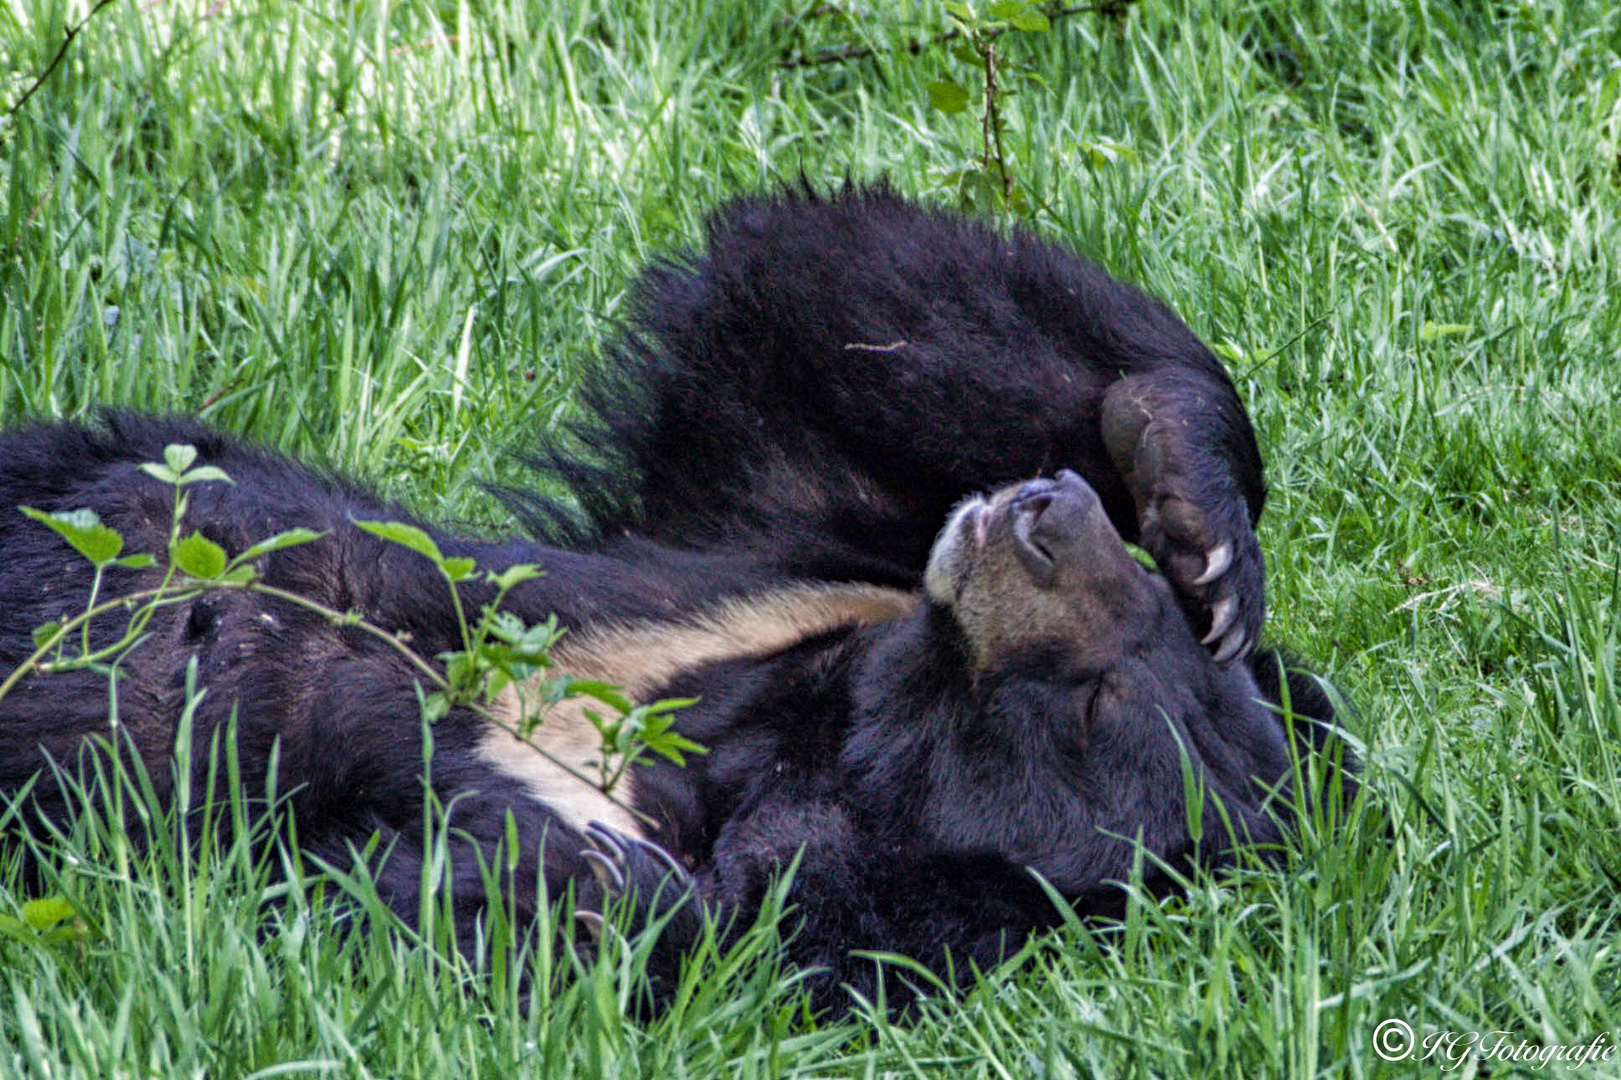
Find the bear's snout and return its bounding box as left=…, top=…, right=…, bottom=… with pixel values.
left=1010, top=470, right=1103, bottom=587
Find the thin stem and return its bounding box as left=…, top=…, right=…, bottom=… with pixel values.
left=0, top=575, right=656, bottom=829
left=2, top=0, right=123, bottom=132
left=984, top=42, right=1011, bottom=198
left=82, top=564, right=105, bottom=655
left=776, top=1, right=1130, bottom=70
left=443, top=571, right=474, bottom=669
left=0, top=585, right=174, bottom=703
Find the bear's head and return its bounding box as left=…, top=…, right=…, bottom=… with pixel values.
left=923, top=469, right=1179, bottom=676
left=848, top=469, right=1312, bottom=891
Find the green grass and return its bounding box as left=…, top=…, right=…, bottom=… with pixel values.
left=3, top=0, right=1620, bottom=1074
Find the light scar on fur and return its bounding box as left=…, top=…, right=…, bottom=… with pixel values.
left=478, top=582, right=918, bottom=839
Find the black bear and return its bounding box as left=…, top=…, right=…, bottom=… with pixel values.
left=576, top=466, right=1346, bottom=1011
left=0, top=187, right=1350, bottom=1013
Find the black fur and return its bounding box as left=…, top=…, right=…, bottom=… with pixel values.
left=0, top=187, right=1352, bottom=1015
left=518, top=185, right=1268, bottom=657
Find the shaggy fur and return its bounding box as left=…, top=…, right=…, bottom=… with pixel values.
left=0, top=187, right=1351, bottom=1014
left=513, top=185, right=1268, bottom=660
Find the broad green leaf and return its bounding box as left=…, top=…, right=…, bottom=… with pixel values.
left=22, top=896, right=75, bottom=932
left=1010, top=9, right=1050, bottom=31
left=421, top=692, right=451, bottom=723
left=351, top=518, right=444, bottom=565
left=228, top=527, right=326, bottom=569
left=567, top=680, right=635, bottom=714
left=987, top=1, right=1027, bottom=18
left=20, top=506, right=124, bottom=566
left=636, top=709, right=706, bottom=765
left=483, top=669, right=514, bottom=702
left=485, top=610, right=526, bottom=640
left=138, top=462, right=181, bottom=484
left=944, top=1, right=974, bottom=20
left=114, top=553, right=157, bottom=569
left=31, top=620, right=61, bottom=649
left=173, top=532, right=228, bottom=580
left=176, top=464, right=234, bottom=487
left=164, top=444, right=198, bottom=474
left=488, top=564, right=545, bottom=591
left=927, top=79, right=970, bottom=114
left=488, top=611, right=559, bottom=655
left=440, top=556, right=477, bottom=582
left=441, top=651, right=479, bottom=691
left=645, top=733, right=707, bottom=766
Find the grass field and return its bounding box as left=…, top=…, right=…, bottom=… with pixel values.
left=3, top=0, right=1620, bottom=1075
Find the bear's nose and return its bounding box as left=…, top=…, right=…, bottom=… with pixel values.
left=1014, top=478, right=1058, bottom=506
left=1014, top=471, right=1084, bottom=506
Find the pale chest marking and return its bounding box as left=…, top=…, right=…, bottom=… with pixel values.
left=478, top=582, right=918, bottom=838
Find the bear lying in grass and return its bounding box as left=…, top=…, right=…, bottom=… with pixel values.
left=0, top=187, right=1352, bottom=1013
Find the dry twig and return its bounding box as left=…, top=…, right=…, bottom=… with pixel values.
left=3, top=0, right=124, bottom=136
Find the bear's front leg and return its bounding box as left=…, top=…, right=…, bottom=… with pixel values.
left=1101, top=373, right=1266, bottom=663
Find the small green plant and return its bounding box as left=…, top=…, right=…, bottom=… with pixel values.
left=3, top=444, right=701, bottom=824
left=778, top=2, right=1137, bottom=212
left=925, top=1, right=1052, bottom=209
left=0, top=895, right=86, bottom=959
left=348, top=516, right=705, bottom=792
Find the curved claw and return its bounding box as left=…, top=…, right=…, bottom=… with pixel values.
left=585, top=822, right=628, bottom=860
left=1192, top=543, right=1232, bottom=586
left=581, top=849, right=624, bottom=894
left=575, top=910, right=606, bottom=942
left=1210, top=628, right=1247, bottom=666
left=1200, top=595, right=1239, bottom=646
left=642, top=839, right=688, bottom=879
left=584, top=820, right=693, bottom=890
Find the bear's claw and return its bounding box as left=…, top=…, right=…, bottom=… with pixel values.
left=1201, top=595, right=1239, bottom=645
left=580, top=847, right=625, bottom=893
left=1209, top=627, right=1247, bottom=666
left=1193, top=543, right=1232, bottom=586
left=574, top=909, right=607, bottom=942
left=582, top=821, right=694, bottom=906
